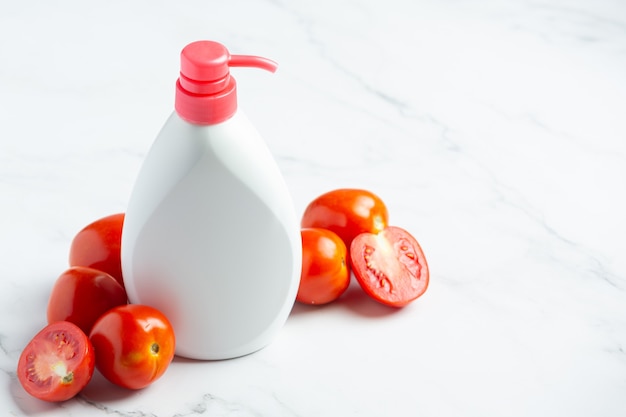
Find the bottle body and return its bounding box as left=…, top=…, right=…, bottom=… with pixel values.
left=121, top=110, right=301, bottom=360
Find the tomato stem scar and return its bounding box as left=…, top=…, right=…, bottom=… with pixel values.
left=52, top=361, right=73, bottom=384
left=61, top=372, right=74, bottom=385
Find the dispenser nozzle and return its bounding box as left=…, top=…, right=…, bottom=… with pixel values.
left=229, top=55, right=278, bottom=73
left=175, top=40, right=278, bottom=125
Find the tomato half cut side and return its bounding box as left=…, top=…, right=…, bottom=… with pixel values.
left=17, top=321, right=95, bottom=402
left=350, top=226, right=429, bottom=307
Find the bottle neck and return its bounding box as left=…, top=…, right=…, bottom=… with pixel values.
left=174, top=76, right=238, bottom=125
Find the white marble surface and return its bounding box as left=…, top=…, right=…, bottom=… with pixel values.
left=1, top=0, right=625, bottom=415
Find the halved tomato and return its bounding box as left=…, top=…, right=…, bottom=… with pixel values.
left=350, top=226, right=429, bottom=307
left=17, top=321, right=95, bottom=402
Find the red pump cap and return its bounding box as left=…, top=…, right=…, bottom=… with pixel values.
left=174, top=41, right=278, bottom=125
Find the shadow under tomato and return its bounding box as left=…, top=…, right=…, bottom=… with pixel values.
left=10, top=376, right=59, bottom=414
left=288, top=301, right=324, bottom=316
left=336, top=280, right=403, bottom=318
left=289, top=278, right=402, bottom=319
left=78, top=369, right=137, bottom=403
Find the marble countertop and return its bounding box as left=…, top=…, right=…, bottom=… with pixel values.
left=1, top=0, right=625, bottom=416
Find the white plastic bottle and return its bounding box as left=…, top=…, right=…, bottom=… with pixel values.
left=121, top=40, right=301, bottom=360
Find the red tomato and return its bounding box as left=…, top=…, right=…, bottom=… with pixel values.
left=89, top=304, right=175, bottom=390
left=47, top=266, right=128, bottom=335
left=17, top=321, right=95, bottom=402
left=301, top=189, right=389, bottom=249
left=350, top=226, right=429, bottom=307
left=69, top=213, right=125, bottom=287
left=298, top=228, right=350, bottom=305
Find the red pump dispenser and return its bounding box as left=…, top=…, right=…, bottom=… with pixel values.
left=174, top=40, right=278, bottom=125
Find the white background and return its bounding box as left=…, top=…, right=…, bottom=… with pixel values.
left=1, top=0, right=625, bottom=416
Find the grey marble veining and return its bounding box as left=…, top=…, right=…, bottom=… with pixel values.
left=1, top=0, right=625, bottom=416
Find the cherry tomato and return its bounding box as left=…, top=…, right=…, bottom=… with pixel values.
left=350, top=226, right=429, bottom=307
left=69, top=213, right=125, bottom=287
left=89, top=304, right=175, bottom=390
left=298, top=228, right=350, bottom=305
left=301, top=189, right=389, bottom=249
left=47, top=266, right=128, bottom=335
left=17, top=321, right=95, bottom=402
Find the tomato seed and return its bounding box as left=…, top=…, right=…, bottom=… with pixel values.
left=379, top=277, right=393, bottom=292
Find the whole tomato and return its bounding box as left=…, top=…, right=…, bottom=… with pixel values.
left=89, top=304, right=175, bottom=390
left=69, top=213, right=125, bottom=287
left=47, top=266, right=128, bottom=334
left=17, top=321, right=95, bottom=402
left=297, top=228, right=350, bottom=305
left=301, top=189, right=389, bottom=250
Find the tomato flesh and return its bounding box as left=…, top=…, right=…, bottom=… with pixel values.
left=351, top=226, right=429, bottom=307
left=17, top=321, right=95, bottom=402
